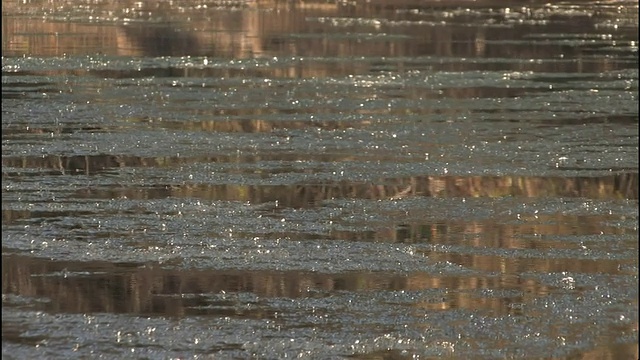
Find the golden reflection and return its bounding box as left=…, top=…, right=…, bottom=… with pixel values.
left=2, top=153, right=637, bottom=203
left=3, top=250, right=636, bottom=355
left=2, top=0, right=635, bottom=76
left=402, top=212, right=634, bottom=275
left=0, top=253, right=560, bottom=318
left=3, top=152, right=637, bottom=200
left=1, top=254, right=420, bottom=315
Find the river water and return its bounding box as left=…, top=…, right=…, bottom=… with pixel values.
left=2, top=0, right=638, bottom=359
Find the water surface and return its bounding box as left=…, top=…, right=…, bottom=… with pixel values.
left=2, top=0, right=638, bottom=358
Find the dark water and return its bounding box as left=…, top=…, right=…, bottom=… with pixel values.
left=2, top=0, right=638, bottom=358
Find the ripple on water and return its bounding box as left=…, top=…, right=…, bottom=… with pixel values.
left=2, top=0, right=638, bottom=359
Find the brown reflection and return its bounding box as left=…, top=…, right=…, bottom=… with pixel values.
left=116, top=24, right=203, bottom=57
left=331, top=215, right=636, bottom=285
left=124, top=116, right=364, bottom=133
left=3, top=253, right=518, bottom=316
left=576, top=343, right=639, bottom=360
left=1, top=251, right=574, bottom=321
left=5, top=155, right=637, bottom=202
left=2, top=249, right=632, bottom=319
left=3, top=153, right=637, bottom=202
left=5, top=173, right=638, bottom=206
left=351, top=342, right=640, bottom=360
left=2, top=154, right=129, bottom=176
left=134, top=173, right=637, bottom=202
left=2, top=0, right=637, bottom=75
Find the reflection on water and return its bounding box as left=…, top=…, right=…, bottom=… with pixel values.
left=2, top=0, right=638, bottom=358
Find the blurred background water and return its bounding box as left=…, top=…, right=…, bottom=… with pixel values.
left=2, top=0, right=638, bottom=358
